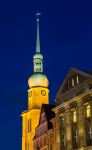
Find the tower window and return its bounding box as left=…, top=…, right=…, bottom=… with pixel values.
left=28, top=119, right=31, bottom=133
left=30, top=119, right=31, bottom=132
left=28, top=119, right=29, bottom=132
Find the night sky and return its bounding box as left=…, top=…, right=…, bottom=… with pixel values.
left=0, top=0, right=92, bottom=149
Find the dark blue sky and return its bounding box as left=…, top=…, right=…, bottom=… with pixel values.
left=0, top=0, right=92, bottom=149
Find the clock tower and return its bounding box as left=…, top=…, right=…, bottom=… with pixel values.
left=21, top=13, right=49, bottom=150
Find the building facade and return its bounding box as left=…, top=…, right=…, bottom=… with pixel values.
left=53, top=68, right=92, bottom=150
left=33, top=104, right=55, bottom=150
left=21, top=13, right=49, bottom=150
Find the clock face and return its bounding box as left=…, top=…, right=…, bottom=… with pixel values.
left=29, top=91, right=32, bottom=97
left=41, top=90, right=46, bottom=96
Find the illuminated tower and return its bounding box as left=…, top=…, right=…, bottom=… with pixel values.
left=21, top=13, right=49, bottom=150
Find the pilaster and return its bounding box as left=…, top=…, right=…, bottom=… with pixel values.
left=77, top=100, right=86, bottom=148
left=55, top=113, right=61, bottom=150
left=65, top=105, right=72, bottom=150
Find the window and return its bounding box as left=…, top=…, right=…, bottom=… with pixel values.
left=62, top=133, right=65, bottom=150
left=28, top=118, right=31, bottom=133
left=86, top=105, right=91, bottom=118
left=29, top=118, right=31, bottom=132
left=72, top=78, right=75, bottom=87
left=27, top=143, right=29, bottom=150
left=37, top=146, right=40, bottom=150
left=67, top=80, right=70, bottom=89
left=72, top=123, right=78, bottom=148
left=86, top=118, right=92, bottom=145
left=60, top=117, right=66, bottom=150
left=76, top=75, right=79, bottom=84
left=28, top=119, right=29, bottom=132
left=88, top=125, right=92, bottom=140
left=85, top=104, right=92, bottom=145
left=36, top=62, right=41, bottom=66
left=72, top=110, right=78, bottom=148
left=73, top=110, right=77, bottom=123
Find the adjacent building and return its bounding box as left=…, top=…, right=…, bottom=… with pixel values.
left=53, top=68, right=92, bottom=150
left=33, top=104, right=55, bottom=150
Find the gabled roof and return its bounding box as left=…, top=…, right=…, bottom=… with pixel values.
left=40, top=104, right=55, bottom=123
left=34, top=104, right=55, bottom=139
left=56, top=67, right=92, bottom=97
left=36, top=104, right=55, bottom=129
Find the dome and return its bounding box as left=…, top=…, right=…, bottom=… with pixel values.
left=28, top=73, right=49, bottom=88
left=33, top=53, right=43, bottom=59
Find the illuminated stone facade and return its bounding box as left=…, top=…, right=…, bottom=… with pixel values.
left=22, top=86, right=49, bottom=150
left=53, top=68, right=92, bottom=150
left=21, top=13, right=49, bottom=150
left=33, top=104, right=55, bottom=150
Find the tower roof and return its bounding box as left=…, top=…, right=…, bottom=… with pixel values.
left=28, top=12, right=49, bottom=88
left=35, top=12, right=41, bottom=53
left=28, top=73, right=49, bottom=88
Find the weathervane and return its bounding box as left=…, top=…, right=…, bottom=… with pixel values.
left=35, top=12, right=41, bottom=21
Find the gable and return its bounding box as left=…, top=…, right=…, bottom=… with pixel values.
left=57, top=67, right=92, bottom=95
left=39, top=111, right=47, bottom=124
left=39, top=106, right=47, bottom=125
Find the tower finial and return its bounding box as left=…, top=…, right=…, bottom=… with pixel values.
left=35, top=12, right=41, bottom=53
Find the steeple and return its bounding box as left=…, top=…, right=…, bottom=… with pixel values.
left=36, top=12, right=41, bottom=53
left=28, top=12, right=49, bottom=88
left=33, top=12, right=43, bottom=73
left=22, top=12, right=49, bottom=150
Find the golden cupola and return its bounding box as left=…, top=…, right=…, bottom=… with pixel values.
left=28, top=73, right=49, bottom=88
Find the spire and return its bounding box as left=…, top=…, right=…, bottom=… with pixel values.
left=33, top=12, right=43, bottom=73
left=35, top=12, right=41, bottom=53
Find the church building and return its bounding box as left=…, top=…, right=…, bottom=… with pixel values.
left=21, top=13, right=49, bottom=150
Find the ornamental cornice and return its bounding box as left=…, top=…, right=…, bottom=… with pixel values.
left=53, top=89, right=92, bottom=113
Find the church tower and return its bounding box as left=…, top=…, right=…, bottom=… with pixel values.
left=21, top=13, right=49, bottom=150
